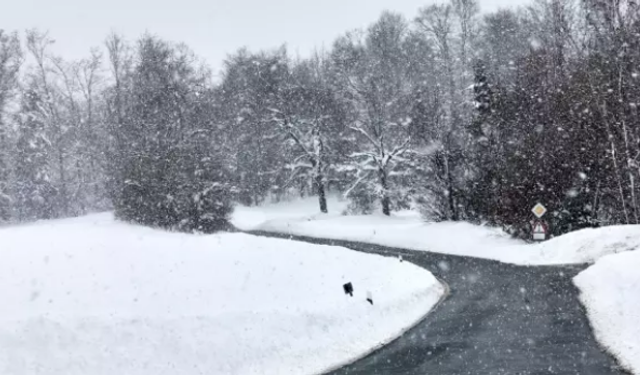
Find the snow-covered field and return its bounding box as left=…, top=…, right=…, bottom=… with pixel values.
left=0, top=213, right=444, bottom=375
left=233, top=197, right=640, bottom=265
left=574, top=251, right=640, bottom=375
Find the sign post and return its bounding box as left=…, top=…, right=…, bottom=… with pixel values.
left=531, top=203, right=548, bottom=241
left=532, top=221, right=547, bottom=241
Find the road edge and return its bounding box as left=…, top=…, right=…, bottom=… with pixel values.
left=572, top=276, right=635, bottom=375
left=315, top=276, right=451, bottom=375
left=244, top=229, right=453, bottom=375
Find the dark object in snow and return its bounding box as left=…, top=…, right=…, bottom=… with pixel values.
left=366, top=291, right=373, bottom=305
left=343, top=282, right=354, bottom=297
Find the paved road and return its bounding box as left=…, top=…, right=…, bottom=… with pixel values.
left=248, top=231, right=627, bottom=375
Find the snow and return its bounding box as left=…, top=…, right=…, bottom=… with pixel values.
left=574, top=250, right=640, bottom=374
left=233, top=198, right=640, bottom=265
left=232, top=195, right=349, bottom=231
left=0, top=213, right=444, bottom=375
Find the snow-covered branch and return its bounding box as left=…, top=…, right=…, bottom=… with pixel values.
left=350, top=125, right=381, bottom=152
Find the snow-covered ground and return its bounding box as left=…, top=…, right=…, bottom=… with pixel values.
left=232, top=195, right=349, bottom=231
left=574, top=251, right=640, bottom=374
left=0, top=213, right=444, bottom=375
left=233, top=197, right=640, bottom=265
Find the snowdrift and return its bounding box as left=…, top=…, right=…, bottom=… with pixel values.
left=0, top=213, right=444, bottom=375
left=574, top=250, right=640, bottom=375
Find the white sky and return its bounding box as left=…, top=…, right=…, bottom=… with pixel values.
left=2, top=0, right=527, bottom=75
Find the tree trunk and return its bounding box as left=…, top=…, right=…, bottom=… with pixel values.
left=0, top=125, right=8, bottom=222
left=59, top=150, right=69, bottom=216
left=444, top=152, right=458, bottom=221
left=379, top=168, right=391, bottom=216
left=316, top=173, right=328, bottom=213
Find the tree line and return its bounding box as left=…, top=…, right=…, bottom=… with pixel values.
left=0, top=0, right=638, bottom=237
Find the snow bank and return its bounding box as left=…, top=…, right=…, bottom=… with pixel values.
left=233, top=199, right=640, bottom=265
left=0, top=213, right=443, bottom=375
left=527, top=224, right=640, bottom=264
left=232, top=195, right=348, bottom=232
left=574, top=251, right=640, bottom=374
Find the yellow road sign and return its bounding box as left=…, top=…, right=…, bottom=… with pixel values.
left=532, top=203, right=547, bottom=218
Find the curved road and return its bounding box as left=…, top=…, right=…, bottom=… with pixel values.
left=249, top=231, right=626, bottom=375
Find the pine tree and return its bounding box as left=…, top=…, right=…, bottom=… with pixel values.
left=14, top=88, right=56, bottom=221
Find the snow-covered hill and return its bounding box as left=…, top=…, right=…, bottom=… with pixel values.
left=0, top=213, right=444, bottom=375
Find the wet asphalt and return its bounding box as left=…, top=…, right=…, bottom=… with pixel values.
left=248, top=231, right=627, bottom=375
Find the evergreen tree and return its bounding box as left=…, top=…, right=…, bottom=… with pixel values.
left=14, top=88, right=56, bottom=221
left=111, top=36, right=233, bottom=232
left=0, top=30, right=21, bottom=222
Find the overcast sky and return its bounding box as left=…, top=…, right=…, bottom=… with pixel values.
left=2, top=0, right=528, bottom=75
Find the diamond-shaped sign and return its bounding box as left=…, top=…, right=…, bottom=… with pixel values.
left=532, top=203, right=547, bottom=218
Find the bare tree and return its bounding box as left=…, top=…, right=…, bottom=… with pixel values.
left=74, top=50, right=106, bottom=211
left=272, top=109, right=330, bottom=213
left=25, top=30, right=70, bottom=215
left=416, top=4, right=462, bottom=220
left=332, top=13, right=416, bottom=216
left=451, top=0, right=480, bottom=76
